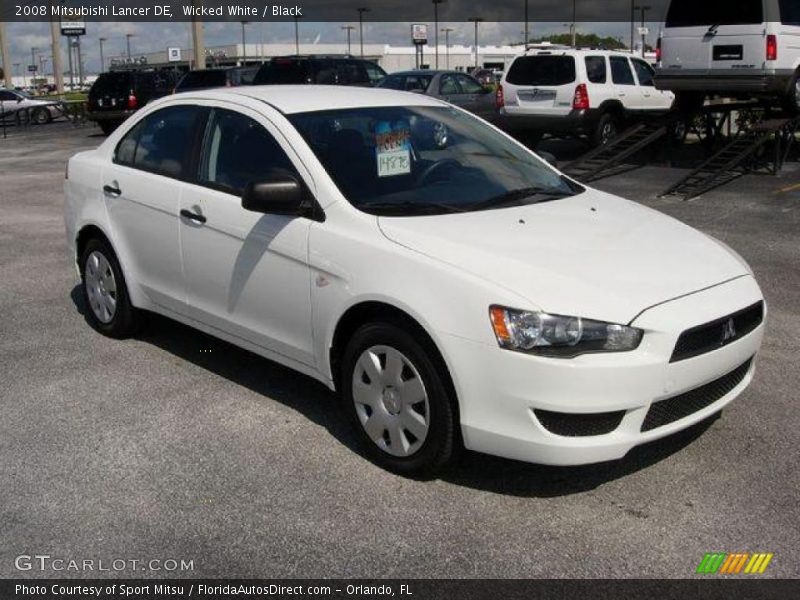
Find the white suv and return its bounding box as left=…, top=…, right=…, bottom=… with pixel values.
left=655, top=0, right=800, bottom=113
left=498, top=48, right=675, bottom=146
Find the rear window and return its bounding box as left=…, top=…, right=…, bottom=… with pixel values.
left=780, top=0, right=800, bottom=24
left=584, top=56, right=606, bottom=84
left=665, top=0, right=764, bottom=27
left=254, top=59, right=310, bottom=85
left=91, top=73, right=133, bottom=96
left=506, top=56, right=576, bottom=86
left=177, top=70, right=227, bottom=91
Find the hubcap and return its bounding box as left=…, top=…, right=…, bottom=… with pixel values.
left=352, top=345, right=430, bottom=458
left=84, top=250, right=117, bottom=323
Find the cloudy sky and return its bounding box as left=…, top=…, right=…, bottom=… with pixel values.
left=3, top=20, right=659, bottom=75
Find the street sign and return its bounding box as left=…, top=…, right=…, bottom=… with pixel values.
left=167, top=47, right=182, bottom=62
left=638, top=26, right=650, bottom=36
left=411, top=24, right=428, bottom=45
left=27, top=65, right=37, bottom=72
left=61, top=20, right=86, bottom=36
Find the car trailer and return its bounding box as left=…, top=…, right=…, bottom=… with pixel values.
left=561, top=101, right=800, bottom=201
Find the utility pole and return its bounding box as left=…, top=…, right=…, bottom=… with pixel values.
left=293, top=15, right=302, bottom=55
left=441, top=27, right=453, bottom=69
left=99, top=37, right=106, bottom=73
left=432, top=0, right=444, bottom=69
left=240, top=21, right=248, bottom=65
left=467, top=17, right=483, bottom=72
left=75, top=37, right=83, bottom=85
left=635, top=5, right=651, bottom=56
left=0, top=21, right=13, bottom=89
left=126, top=33, right=134, bottom=60
left=49, top=14, right=63, bottom=93
left=31, top=47, right=38, bottom=88
left=630, top=0, right=635, bottom=54
left=524, top=0, right=529, bottom=50
left=357, top=7, right=369, bottom=58
left=570, top=0, right=577, bottom=48
left=191, top=1, right=205, bottom=71
left=341, top=25, right=355, bottom=55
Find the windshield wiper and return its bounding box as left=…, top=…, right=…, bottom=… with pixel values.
left=470, top=186, right=573, bottom=211
left=361, top=200, right=468, bottom=216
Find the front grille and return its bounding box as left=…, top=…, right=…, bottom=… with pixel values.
left=641, top=358, right=753, bottom=432
left=671, top=301, right=763, bottom=362
left=534, top=409, right=626, bottom=437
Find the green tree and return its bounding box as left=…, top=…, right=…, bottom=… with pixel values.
left=530, top=33, right=627, bottom=51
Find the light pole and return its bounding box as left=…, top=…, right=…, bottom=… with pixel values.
left=98, top=37, right=106, bottom=73
left=294, top=16, right=302, bottom=55
left=432, top=0, right=444, bottom=69
left=357, top=7, right=369, bottom=58
left=467, top=17, right=483, bottom=72
left=441, top=27, right=453, bottom=69
left=13, top=63, right=20, bottom=87
left=341, top=25, right=355, bottom=55
left=630, top=0, right=635, bottom=54
left=30, top=47, right=38, bottom=88
left=126, top=33, right=134, bottom=60
left=634, top=5, right=651, bottom=56
left=570, top=0, right=577, bottom=48
left=524, top=0, right=529, bottom=50
left=240, top=21, right=248, bottom=64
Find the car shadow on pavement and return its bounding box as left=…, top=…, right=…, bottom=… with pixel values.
left=71, top=285, right=722, bottom=497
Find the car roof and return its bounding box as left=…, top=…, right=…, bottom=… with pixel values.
left=180, top=85, right=444, bottom=114
left=522, top=49, right=637, bottom=57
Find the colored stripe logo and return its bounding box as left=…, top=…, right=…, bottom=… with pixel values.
left=696, top=553, right=773, bottom=574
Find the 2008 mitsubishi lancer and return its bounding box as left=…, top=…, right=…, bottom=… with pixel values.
left=64, top=85, right=765, bottom=474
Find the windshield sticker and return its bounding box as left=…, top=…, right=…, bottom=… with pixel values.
left=375, top=121, right=411, bottom=177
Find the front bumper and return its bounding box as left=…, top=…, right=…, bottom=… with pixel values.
left=442, top=275, right=764, bottom=466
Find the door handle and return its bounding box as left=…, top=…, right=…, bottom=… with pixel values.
left=103, top=183, right=121, bottom=197
left=180, top=208, right=207, bottom=224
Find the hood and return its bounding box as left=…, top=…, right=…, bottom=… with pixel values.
left=378, top=191, right=749, bottom=325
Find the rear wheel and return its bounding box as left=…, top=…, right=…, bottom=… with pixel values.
left=341, top=322, right=458, bottom=475
left=80, top=238, right=144, bottom=338
left=32, top=108, right=51, bottom=125
left=592, top=113, right=619, bottom=147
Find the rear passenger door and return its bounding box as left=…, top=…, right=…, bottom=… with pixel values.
left=609, top=56, right=641, bottom=110
left=454, top=73, right=496, bottom=120
left=631, top=58, right=673, bottom=111
left=102, top=104, right=207, bottom=312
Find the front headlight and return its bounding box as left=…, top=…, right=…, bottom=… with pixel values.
left=489, top=305, right=643, bottom=357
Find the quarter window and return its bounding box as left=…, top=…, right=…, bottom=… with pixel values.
left=199, top=109, right=298, bottom=195
left=439, top=74, right=459, bottom=95
left=455, top=74, right=484, bottom=94
left=610, top=57, right=636, bottom=86
left=585, top=56, right=607, bottom=84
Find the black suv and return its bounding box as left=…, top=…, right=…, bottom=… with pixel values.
left=88, top=70, right=180, bottom=135
left=174, top=66, right=259, bottom=93
left=253, top=56, right=386, bottom=87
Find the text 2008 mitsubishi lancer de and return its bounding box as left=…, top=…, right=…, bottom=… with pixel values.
left=64, top=86, right=765, bottom=474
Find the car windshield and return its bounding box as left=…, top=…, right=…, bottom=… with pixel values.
left=289, top=105, right=582, bottom=216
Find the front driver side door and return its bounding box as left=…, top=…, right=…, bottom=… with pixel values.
left=178, top=105, right=316, bottom=367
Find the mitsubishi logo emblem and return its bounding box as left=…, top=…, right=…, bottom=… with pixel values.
left=722, top=318, right=736, bottom=343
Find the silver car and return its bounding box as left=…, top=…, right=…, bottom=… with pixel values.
left=0, top=89, right=60, bottom=124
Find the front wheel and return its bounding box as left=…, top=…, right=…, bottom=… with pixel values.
left=80, top=238, right=144, bottom=338
left=340, top=322, right=458, bottom=475
left=32, top=108, right=51, bottom=125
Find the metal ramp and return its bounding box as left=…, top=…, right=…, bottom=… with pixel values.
left=561, top=121, right=668, bottom=182
left=659, top=117, right=800, bottom=201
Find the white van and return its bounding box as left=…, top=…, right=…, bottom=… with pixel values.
left=498, top=49, right=674, bottom=146
left=656, top=0, right=800, bottom=112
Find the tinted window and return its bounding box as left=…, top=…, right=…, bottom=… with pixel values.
left=199, top=109, right=298, bottom=195
left=585, top=56, right=607, bottom=84
left=780, top=0, right=800, bottom=24
left=0, top=90, right=17, bottom=101
left=440, top=74, right=459, bottom=95
left=176, top=70, right=228, bottom=91
left=610, top=57, right=635, bottom=85
left=665, top=0, right=763, bottom=27
left=364, top=62, right=387, bottom=85
left=336, top=61, right=369, bottom=85
left=230, top=66, right=258, bottom=85
left=91, top=72, right=133, bottom=96
left=120, top=106, right=200, bottom=178
left=455, top=74, right=484, bottom=94
left=631, top=59, right=655, bottom=87
left=380, top=74, right=432, bottom=92
left=506, top=56, right=576, bottom=86
left=254, top=59, right=310, bottom=84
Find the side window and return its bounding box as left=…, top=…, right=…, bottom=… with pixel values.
left=364, top=62, right=386, bottom=85
left=128, top=105, right=200, bottom=178
left=114, top=121, right=142, bottom=166
left=585, top=56, right=607, bottom=84
left=439, top=74, right=459, bottom=95
left=610, top=56, right=636, bottom=86
left=337, top=61, right=369, bottom=85
left=632, top=59, right=655, bottom=87
left=379, top=74, right=405, bottom=90
left=0, top=90, right=17, bottom=101
left=199, top=109, right=298, bottom=196
left=455, top=74, right=484, bottom=94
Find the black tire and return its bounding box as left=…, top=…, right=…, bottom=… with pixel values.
left=99, top=120, right=120, bottom=136
left=782, top=73, right=800, bottom=115
left=79, top=237, right=144, bottom=338
left=340, top=321, right=458, bottom=475
left=592, top=112, right=619, bottom=147
left=32, top=108, right=51, bottom=125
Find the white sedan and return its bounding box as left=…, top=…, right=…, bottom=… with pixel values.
left=64, top=86, right=765, bottom=474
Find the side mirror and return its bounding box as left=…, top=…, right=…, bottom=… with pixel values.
left=241, top=173, right=309, bottom=216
